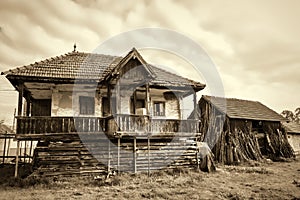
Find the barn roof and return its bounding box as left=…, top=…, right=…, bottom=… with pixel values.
left=201, top=95, right=286, bottom=122
left=1, top=48, right=205, bottom=90
left=283, top=122, right=300, bottom=134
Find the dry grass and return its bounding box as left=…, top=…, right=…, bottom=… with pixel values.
left=0, top=159, right=300, bottom=200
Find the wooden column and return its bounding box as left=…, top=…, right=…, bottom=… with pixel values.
left=107, top=84, right=111, bottom=115
left=107, top=140, right=111, bottom=173
left=116, top=83, right=121, bottom=114
left=133, top=91, right=137, bottom=114
left=14, top=141, right=20, bottom=178
left=26, top=99, right=30, bottom=117
left=147, top=136, right=150, bottom=176
left=193, top=92, right=197, bottom=120
left=117, top=137, right=120, bottom=173
left=145, top=84, right=150, bottom=115
left=15, top=83, right=24, bottom=178
left=29, top=140, right=33, bottom=162
left=133, top=137, right=137, bottom=173
left=2, top=133, right=6, bottom=163
left=17, top=83, right=24, bottom=116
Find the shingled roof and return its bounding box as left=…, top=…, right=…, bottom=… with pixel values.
left=2, top=49, right=205, bottom=89
left=201, top=95, right=286, bottom=122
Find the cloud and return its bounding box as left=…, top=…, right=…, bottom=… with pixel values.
left=0, top=0, right=299, bottom=125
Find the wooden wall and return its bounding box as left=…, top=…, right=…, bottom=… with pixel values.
left=32, top=133, right=200, bottom=176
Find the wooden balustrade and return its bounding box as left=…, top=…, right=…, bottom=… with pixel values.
left=106, top=114, right=199, bottom=134
left=16, top=115, right=200, bottom=135
left=16, top=116, right=106, bottom=134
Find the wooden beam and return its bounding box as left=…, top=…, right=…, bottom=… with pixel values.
left=29, top=140, right=33, bottom=162
left=146, top=83, right=150, bottom=115
left=193, top=92, right=197, bottom=120
left=117, top=137, right=120, bottom=173
left=2, top=134, right=6, bottom=163
left=26, top=100, right=30, bottom=117
left=17, top=83, right=24, bottom=116
left=107, top=84, right=111, bottom=115
left=133, top=137, right=137, bottom=173
left=107, top=140, right=111, bottom=173
left=14, top=140, right=20, bottom=178
left=133, top=91, right=137, bottom=114
left=147, top=136, right=150, bottom=176
left=116, top=82, right=121, bottom=114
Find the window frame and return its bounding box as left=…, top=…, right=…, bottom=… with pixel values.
left=79, top=96, right=95, bottom=115
left=153, top=101, right=165, bottom=116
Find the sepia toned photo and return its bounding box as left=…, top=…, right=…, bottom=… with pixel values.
left=0, top=1, right=299, bottom=199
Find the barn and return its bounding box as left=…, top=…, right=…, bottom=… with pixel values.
left=2, top=47, right=206, bottom=176
left=283, top=122, right=300, bottom=155
left=197, top=95, right=294, bottom=165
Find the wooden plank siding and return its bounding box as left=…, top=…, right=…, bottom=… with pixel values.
left=32, top=134, right=200, bottom=176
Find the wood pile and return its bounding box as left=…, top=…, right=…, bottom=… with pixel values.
left=263, top=122, right=294, bottom=159
left=209, top=119, right=263, bottom=165
left=203, top=118, right=294, bottom=165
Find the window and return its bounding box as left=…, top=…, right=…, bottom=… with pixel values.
left=252, top=120, right=263, bottom=133
left=79, top=96, right=94, bottom=115
left=153, top=102, right=165, bottom=116
left=130, top=96, right=145, bottom=114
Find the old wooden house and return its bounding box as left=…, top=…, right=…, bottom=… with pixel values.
left=197, top=95, right=294, bottom=165
left=283, top=122, right=300, bottom=155
left=2, top=48, right=206, bottom=176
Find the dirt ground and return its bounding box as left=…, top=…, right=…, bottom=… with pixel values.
left=0, top=159, right=299, bottom=200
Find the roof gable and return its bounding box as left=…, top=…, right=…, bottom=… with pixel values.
left=104, top=48, right=155, bottom=82
left=201, top=95, right=286, bottom=122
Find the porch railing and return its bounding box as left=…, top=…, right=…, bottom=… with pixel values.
left=16, top=115, right=200, bottom=135
left=99, top=114, right=199, bottom=134
left=16, top=116, right=106, bottom=134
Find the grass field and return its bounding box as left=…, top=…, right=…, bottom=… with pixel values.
left=0, top=159, right=299, bottom=200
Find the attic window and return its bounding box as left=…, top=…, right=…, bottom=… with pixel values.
left=79, top=96, right=94, bottom=115
left=153, top=101, right=165, bottom=116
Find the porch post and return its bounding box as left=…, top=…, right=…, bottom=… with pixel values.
left=26, top=99, right=30, bottom=117
left=145, top=83, right=150, bottom=115
left=15, top=83, right=23, bottom=178
left=107, top=84, right=111, bottom=115
left=193, top=92, right=198, bottom=119
left=17, top=83, right=24, bottom=116
left=116, top=82, right=121, bottom=114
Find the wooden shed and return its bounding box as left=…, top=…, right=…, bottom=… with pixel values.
left=197, top=95, right=294, bottom=165
left=283, top=122, right=300, bottom=155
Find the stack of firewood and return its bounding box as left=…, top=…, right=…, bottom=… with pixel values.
left=263, top=123, right=294, bottom=159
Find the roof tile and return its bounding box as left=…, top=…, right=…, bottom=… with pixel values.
left=2, top=51, right=205, bottom=89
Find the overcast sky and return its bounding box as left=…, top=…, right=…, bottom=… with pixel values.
left=0, top=0, right=299, bottom=125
